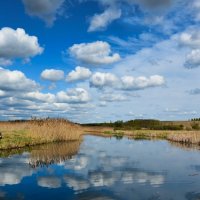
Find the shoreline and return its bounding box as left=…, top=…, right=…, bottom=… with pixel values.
left=0, top=139, right=82, bottom=159
left=0, top=122, right=200, bottom=151
left=83, top=126, right=200, bottom=145
left=1, top=128, right=199, bottom=152
left=0, top=138, right=82, bottom=151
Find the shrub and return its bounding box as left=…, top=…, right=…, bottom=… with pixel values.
left=192, top=123, right=200, bottom=130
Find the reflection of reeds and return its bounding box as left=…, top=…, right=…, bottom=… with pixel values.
left=170, top=141, right=200, bottom=151
left=29, top=140, right=81, bottom=168
left=0, top=147, right=32, bottom=158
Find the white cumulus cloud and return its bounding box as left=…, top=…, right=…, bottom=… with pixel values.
left=25, top=91, right=56, bottom=103
left=0, top=68, right=93, bottom=121
left=90, top=72, right=165, bottom=90
left=41, top=69, right=65, bottom=81
left=0, top=27, right=43, bottom=64
left=0, top=68, right=38, bottom=92
left=121, top=75, right=165, bottom=90
left=57, top=88, right=90, bottom=103
left=88, top=7, right=121, bottom=32
left=69, top=41, right=121, bottom=65
left=66, top=66, right=92, bottom=82
left=90, top=72, right=119, bottom=88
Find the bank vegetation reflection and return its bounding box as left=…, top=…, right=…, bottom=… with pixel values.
left=29, top=140, right=81, bottom=168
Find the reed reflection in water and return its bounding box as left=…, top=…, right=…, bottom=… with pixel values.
left=29, top=140, right=81, bottom=168
left=170, top=141, right=200, bottom=151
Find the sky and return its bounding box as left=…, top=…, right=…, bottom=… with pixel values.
left=0, top=0, right=200, bottom=123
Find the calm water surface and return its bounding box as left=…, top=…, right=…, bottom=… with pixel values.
left=0, top=135, right=200, bottom=200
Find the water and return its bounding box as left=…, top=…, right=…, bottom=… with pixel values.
left=0, top=135, right=200, bottom=200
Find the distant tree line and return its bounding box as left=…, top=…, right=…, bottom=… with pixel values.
left=191, top=118, right=200, bottom=121
left=83, top=119, right=185, bottom=131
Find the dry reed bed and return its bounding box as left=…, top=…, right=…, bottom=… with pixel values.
left=84, top=126, right=200, bottom=145
left=167, top=131, right=200, bottom=145
left=27, top=119, right=82, bottom=142
left=0, top=119, right=82, bottom=150
left=127, top=130, right=200, bottom=145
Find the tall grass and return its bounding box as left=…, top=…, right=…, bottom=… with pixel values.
left=130, top=130, right=200, bottom=145
left=27, top=118, right=82, bottom=142
left=167, top=131, right=200, bottom=145
left=0, top=118, right=82, bottom=149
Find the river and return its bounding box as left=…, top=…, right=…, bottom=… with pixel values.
left=0, top=135, right=200, bottom=200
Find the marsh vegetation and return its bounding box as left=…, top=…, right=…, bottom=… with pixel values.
left=0, top=118, right=82, bottom=150
left=1, top=118, right=200, bottom=150
left=83, top=119, right=200, bottom=146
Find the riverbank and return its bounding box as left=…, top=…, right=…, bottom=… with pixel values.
left=83, top=126, right=200, bottom=145
left=0, top=119, right=82, bottom=150
left=1, top=120, right=200, bottom=151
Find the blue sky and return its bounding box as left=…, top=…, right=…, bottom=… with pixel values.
left=0, top=0, right=200, bottom=123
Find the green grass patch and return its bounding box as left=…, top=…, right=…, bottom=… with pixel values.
left=131, top=131, right=168, bottom=140
left=0, top=129, right=39, bottom=150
